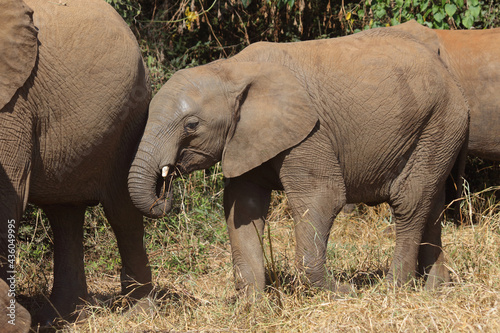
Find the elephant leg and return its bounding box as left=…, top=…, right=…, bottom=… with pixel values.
left=0, top=125, right=33, bottom=330
left=0, top=136, right=32, bottom=296
left=102, top=189, right=152, bottom=300
left=0, top=167, right=31, bottom=329
left=285, top=184, right=345, bottom=291
left=223, top=177, right=271, bottom=295
left=0, top=164, right=30, bottom=281
left=0, top=112, right=34, bottom=333
left=388, top=163, right=450, bottom=287
left=418, top=189, right=450, bottom=290
left=36, top=204, right=88, bottom=324
left=388, top=188, right=431, bottom=287
left=279, top=140, right=347, bottom=291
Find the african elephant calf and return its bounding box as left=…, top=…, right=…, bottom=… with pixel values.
left=0, top=0, right=151, bottom=324
left=129, top=29, right=469, bottom=294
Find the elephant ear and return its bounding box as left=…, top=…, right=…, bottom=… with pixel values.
left=221, top=61, right=318, bottom=178
left=0, top=0, right=38, bottom=110
left=391, top=20, right=440, bottom=55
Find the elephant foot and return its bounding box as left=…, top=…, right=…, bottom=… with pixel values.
left=34, top=296, right=91, bottom=328
left=384, top=266, right=450, bottom=291
left=34, top=307, right=88, bottom=329
left=334, top=281, right=355, bottom=296
left=122, top=297, right=158, bottom=319
left=301, top=270, right=355, bottom=296
left=423, top=253, right=451, bottom=291
left=233, top=282, right=262, bottom=304
left=321, top=279, right=355, bottom=298
left=118, top=280, right=154, bottom=315
left=0, top=279, right=31, bottom=333
left=384, top=270, right=416, bottom=289
left=121, top=280, right=153, bottom=301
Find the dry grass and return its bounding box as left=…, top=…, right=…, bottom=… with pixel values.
left=16, top=177, right=500, bottom=332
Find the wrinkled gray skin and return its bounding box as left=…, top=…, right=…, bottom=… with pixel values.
left=129, top=29, right=469, bottom=294
left=391, top=20, right=500, bottom=161
left=0, top=279, right=30, bottom=333
left=0, top=0, right=151, bottom=324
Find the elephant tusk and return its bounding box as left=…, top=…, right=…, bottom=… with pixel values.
left=162, top=166, right=169, bottom=178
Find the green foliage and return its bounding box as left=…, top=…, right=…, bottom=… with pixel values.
left=82, top=206, right=121, bottom=276
left=17, top=206, right=53, bottom=293
left=105, top=0, right=141, bottom=25
left=242, top=0, right=297, bottom=9
left=145, top=166, right=227, bottom=274
left=116, top=0, right=356, bottom=90
left=337, top=0, right=499, bottom=33
left=113, top=0, right=499, bottom=93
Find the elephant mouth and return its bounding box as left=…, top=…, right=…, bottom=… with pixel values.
left=174, top=148, right=219, bottom=174
left=150, top=148, right=218, bottom=215
left=151, top=166, right=177, bottom=214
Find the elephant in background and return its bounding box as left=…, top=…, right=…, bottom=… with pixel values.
left=0, top=0, right=151, bottom=324
left=391, top=20, right=500, bottom=161
left=128, top=29, right=469, bottom=294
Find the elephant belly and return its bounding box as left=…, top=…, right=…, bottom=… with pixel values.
left=241, top=159, right=284, bottom=191
left=28, top=145, right=120, bottom=205
left=28, top=172, right=105, bottom=206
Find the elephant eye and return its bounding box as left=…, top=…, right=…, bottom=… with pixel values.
left=184, top=118, right=199, bottom=132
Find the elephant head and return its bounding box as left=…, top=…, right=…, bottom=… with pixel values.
left=128, top=61, right=318, bottom=217
left=0, top=0, right=38, bottom=110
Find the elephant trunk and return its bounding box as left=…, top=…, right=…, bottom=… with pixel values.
left=128, top=145, right=174, bottom=218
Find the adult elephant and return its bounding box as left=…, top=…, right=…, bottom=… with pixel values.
left=0, top=0, right=151, bottom=324
left=129, top=29, right=469, bottom=294
left=391, top=20, right=500, bottom=160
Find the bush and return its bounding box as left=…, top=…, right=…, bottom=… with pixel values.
left=104, top=0, right=499, bottom=93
